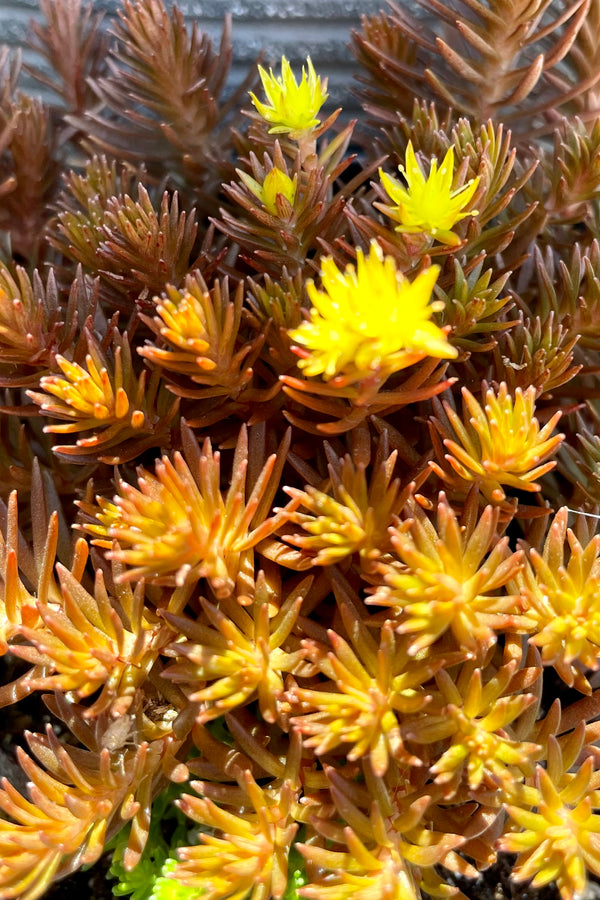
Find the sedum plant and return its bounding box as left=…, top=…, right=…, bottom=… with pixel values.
left=0, top=2, right=598, bottom=900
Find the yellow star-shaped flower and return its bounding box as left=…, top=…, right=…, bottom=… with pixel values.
left=238, top=166, right=297, bottom=216
left=378, top=142, right=480, bottom=247
left=249, top=56, right=328, bottom=139
left=289, top=240, right=457, bottom=384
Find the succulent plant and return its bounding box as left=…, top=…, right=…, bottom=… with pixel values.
left=0, top=2, right=597, bottom=900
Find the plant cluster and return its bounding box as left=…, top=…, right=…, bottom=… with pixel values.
left=0, top=1, right=598, bottom=900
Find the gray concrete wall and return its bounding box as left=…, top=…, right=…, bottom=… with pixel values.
left=0, top=0, right=386, bottom=116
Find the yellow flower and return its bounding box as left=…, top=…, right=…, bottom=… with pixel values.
left=377, top=142, right=480, bottom=247
left=238, top=166, right=297, bottom=216
left=249, top=56, right=328, bottom=138
left=288, top=241, right=457, bottom=384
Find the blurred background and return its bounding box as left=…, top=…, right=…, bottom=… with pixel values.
left=0, top=0, right=397, bottom=116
